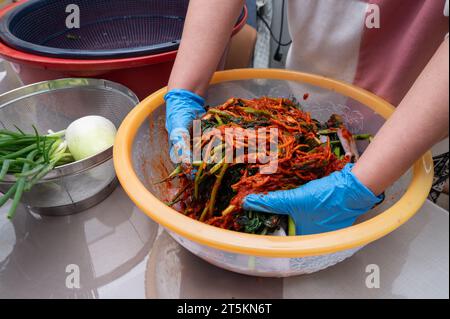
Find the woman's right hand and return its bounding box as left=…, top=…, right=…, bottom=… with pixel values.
left=164, top=0, right=245, bottom=163
left=165, top=89, right=206, bottom=164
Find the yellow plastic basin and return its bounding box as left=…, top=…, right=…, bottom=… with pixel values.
left=113, top=69, right=433, bottom=277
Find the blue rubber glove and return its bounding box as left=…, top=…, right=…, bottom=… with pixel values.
left=164, top=89, right=206, bottom=164
left=243, top=163, right=383, bottom=235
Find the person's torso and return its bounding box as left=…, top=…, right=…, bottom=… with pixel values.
left=286, top=0, right=449, bottom=106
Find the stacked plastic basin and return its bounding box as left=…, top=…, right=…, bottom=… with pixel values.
left=0, top=0, right=247, bottom=99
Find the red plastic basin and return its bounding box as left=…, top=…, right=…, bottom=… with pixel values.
left=0, top=1, right=248, bottom=100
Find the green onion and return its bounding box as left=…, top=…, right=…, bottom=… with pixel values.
left=6, top=149, right=38, bottom=219
left=317, top=129, right=337, bottom=135
left=214, top=114, right=223, bottom=126
left=166, top=184, right=190, bottom=207
left=238, top=106, right=274, bottom=118
left=194, top=161, right=205, bottom=200
left=207, top=108, right=233, bottom=118
left=333, top=146, right=341, bottom=158
left=15, top=164, right=46, bottom=178
left=353, top=134, right=373, bottom=140
left=288, top=217, right=296, bottom=236
left=0, top=160, right=11, bottom=181
left=7, top=177, right=26, bottom=220
left=153, top=165, right=182, bottom=185
left=0, top=126, right=75, bottom=219
left=0, top=184, right=18, bottom=207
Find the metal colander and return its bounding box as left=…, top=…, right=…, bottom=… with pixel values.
left=0, top=0, right=190, bottom=59
left=0, top=78, right=139, bottom=215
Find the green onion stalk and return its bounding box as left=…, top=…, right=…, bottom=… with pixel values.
left=0, top=128, right=74, bottom=219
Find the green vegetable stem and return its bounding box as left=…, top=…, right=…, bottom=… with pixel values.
left=0, top=127, right=74, bottom=219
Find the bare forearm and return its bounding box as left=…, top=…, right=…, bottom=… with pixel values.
left=353, top=38, right=449, bottom=195
left=168, top=0, right=245, bottom=96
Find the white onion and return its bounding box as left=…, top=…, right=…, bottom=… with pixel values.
left=65, top=116, right=117, bottom=161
